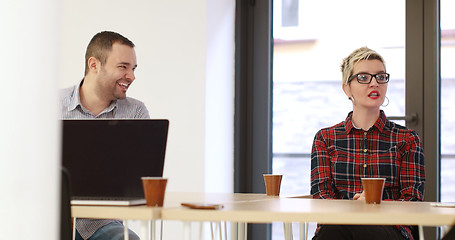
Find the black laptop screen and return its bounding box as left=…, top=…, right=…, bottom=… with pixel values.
left=61, top=119, right=169, bottom=198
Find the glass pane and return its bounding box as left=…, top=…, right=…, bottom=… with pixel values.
left=440, top=0, right=455, bottom=203
left=272, top=0, right=405, bottom=238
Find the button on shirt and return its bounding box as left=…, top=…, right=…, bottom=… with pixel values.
left=310, top=111, right=425, bottom=240
left=59, top=80, right=150, bottom=240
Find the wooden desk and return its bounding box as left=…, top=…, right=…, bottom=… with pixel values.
left=71, top=192, right=269, bottom=219
left=72, top=193, right=455, bottom=240
left=71, top=192, right=267, bottom=240
left=163, top=197, right=455, bottom=240
left=163, top=197, right=455, bottom=226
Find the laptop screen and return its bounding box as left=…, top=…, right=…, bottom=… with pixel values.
left=61, top=119, right=169, bottom=199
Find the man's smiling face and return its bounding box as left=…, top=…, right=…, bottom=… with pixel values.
left=95, top=42, right=137, bottom=101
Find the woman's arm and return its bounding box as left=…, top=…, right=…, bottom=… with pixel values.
left=310, top=130, right=334, bottom=199
left=399, top=131, right=425, bottom=201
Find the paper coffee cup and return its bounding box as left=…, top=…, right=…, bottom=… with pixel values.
left=361, top=178, right=385, bottom=204
left=263, top=174, right=282, bottom=196
left=141, top=177, right=168, bottom=207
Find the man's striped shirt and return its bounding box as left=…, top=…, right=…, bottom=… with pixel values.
left=59, top=80, right=150, bottom=239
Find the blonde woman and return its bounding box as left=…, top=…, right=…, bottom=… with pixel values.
left=310, top=47, right=425, bottom=240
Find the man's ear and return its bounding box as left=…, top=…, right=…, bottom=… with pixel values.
left=87, top=57, right=100, bottom=73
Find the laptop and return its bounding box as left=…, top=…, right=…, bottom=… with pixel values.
left=61, top=119, right=169, bottom=206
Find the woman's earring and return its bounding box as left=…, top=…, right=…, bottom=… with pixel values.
left=382, top=96, right=389, bottom=107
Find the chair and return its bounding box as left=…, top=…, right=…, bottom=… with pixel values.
left=442, top=225, right=455, bottom=240
left=61, top=167, right=73, bottom=240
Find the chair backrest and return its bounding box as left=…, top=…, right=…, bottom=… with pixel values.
left=442, top=226, right=455, bottom=240
left=61, top=167, right=72, bottom=240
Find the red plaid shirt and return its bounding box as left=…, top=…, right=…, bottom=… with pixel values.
left=310, top=111, right=425, bottom=240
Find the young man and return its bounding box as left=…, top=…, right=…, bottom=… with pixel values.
left=60, top=31, right=149, bottom=240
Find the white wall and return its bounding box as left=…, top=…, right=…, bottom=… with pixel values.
left=61, top=0, right=234, bottom=193
left=205, top=0, right=235, bottom=192
left=60, top=0, right=235, bottom=238
left=0, top=1, right=60, bottom=240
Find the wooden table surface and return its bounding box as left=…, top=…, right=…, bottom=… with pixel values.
left=71, top=192, right=269, bottom=220
left=72, top=192, right=455, bottom=227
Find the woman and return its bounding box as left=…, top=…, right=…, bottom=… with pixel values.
left=310, top=47, right=425, bottom=240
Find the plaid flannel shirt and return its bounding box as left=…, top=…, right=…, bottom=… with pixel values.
left=310, top=111, right=425, bottom=240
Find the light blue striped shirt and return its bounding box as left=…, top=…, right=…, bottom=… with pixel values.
left=59, top=80, right=149, bottom=239
left=59, top=80, right=150, bottom=119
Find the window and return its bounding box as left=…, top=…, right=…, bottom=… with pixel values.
left=440, top=0, right=455, bottom=202
left=236, top=0, right=442, bottom=239
left=272, top=0, right=406, bottom=238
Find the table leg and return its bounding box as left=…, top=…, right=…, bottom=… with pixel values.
left=140, top=220, right=149, bottom=240
left=160, top=220, right=163, bottom=240
left=299, top=223, right=308, bottom=240
left=244, top=223, right=248, bottom=240
left=184, top=221, right=191, bottom=240
left=283, top=223, right=293, bottom=240
left=199, top=222, right=204, bottom=240
left=211, top=222, right=215, bottom=239
left=224, top=222, right=228, bottom=240
left=299, top=222, right=308, bottom=240
left=218, top=222, right=222, bottom=240
left=151, top=220, right=157, bottom=240
left=124, top=220, right=129, bottom=240
left=305, top=223, right=308, bottom=240
left=418, top=225, right=424, bottom=240
left=72, top=218, right=77, bottom=240
left=230, top=222, right=238, bottom=240
left=238, top=222, right=247, bottom=240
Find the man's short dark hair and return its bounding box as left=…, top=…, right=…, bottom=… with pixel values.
left=84, top=31, right=135, bottom=75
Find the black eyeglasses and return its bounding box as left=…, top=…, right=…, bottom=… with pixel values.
left=348, top=73, right=390, bottom=84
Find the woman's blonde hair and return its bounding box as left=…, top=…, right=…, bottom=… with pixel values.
left=340, top=47, right=386, bottom=85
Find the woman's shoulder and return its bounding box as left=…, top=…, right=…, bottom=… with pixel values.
left=385, top=118, right=422, bottom=140
left=386, top=118, right=415, bottom=132
left=315, top=121, right=346, bottom=136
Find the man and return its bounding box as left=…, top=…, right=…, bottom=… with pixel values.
left=60, top=31, right=148, bottom=240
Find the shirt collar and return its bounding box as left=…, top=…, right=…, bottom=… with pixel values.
left=67, top=80, right=84, bottom=111
left=344, top=110, right=387, bottom=134
left=68, top=79, right=118, bottom=116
